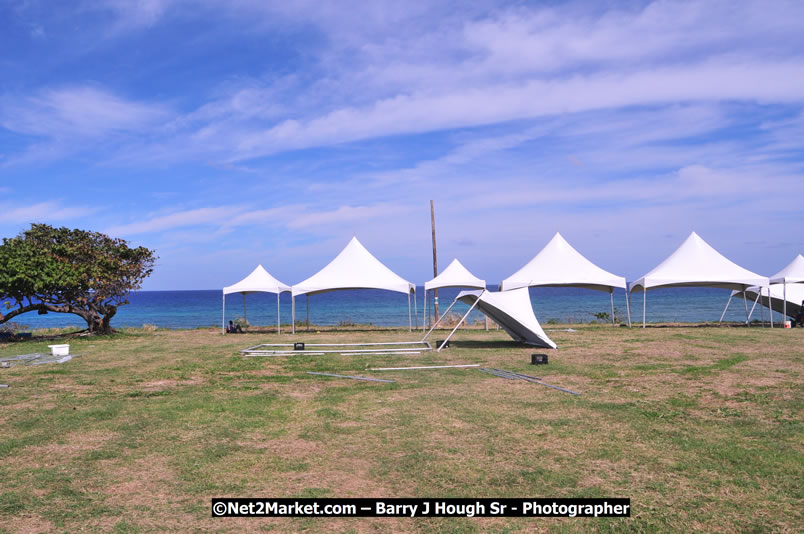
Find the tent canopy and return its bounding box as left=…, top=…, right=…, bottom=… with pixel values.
left=500, top=232, right=626, bottom=292
left=223, top=264, right=290, bottom=295
left=770, top=254, right=804, bottom=284
left=292, top=237, right=415, bottom=297
left=629, top=232, right=768, bottom=292
left=425, top=258, right=485, bottom=291
left=456, top=289, right=557, bottom=349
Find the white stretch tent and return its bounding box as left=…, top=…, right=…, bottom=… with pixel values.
left=423, top=258, right=486, bottom=329
left=770, top=254, right=804, bottom=320
left=722, top=284, right=804, bottom=327
left=291, top=237, right=416, bottom=333
left=629, top=232, right=769, bottom=327
left=499, top=232, right=630, bottom=326
left=222, top=265, right=291, bottom=334
left=422, top=289, right=556, bottom=351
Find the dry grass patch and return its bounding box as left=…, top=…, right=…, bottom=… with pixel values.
left=0, top=325, right=801, bottom=533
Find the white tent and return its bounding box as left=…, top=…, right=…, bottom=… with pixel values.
left=770, top=254, right=804, bottom=320
left=291, top=237, right=416, bottom=333
left=222, top=265, right=291, bottom=334
left=629, top=232, right=769, bottom=327
left=422, top=289, right=556, bottom=351
left=423, top=258, right=486, bottom=329
left=499, top=232, right=630, bottom=326
left=721, top=284, right=804, bottom=327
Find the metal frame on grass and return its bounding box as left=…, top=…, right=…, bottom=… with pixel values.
left=241, top=340, right=433, bottom=356
left=421, top=292, right=482, bottom=352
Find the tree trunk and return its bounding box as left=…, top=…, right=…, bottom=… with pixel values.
left=0, top=301, right=117, bottom=335
left=100, top=308, right=116, bottom=334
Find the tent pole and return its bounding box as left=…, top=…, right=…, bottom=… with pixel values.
left=783, top=281, right=787, bottom=322
left=610, top=289, right=615, bottom=325
left=222, top=293, right=225, bottom=335
left=414, top=290, right=418, bottom=331
left=438, top=297, right=481, bottom=352
left=643, top=287, right=646, bottom=328
left=753, top=290, right=762, bottom=326
left=743, top=290, right=749, bottom=326
left=625, top=286, right=632, bottom=328
left=485, top=316, right=489, bottom=331
left=719, top=294, right=733, bottom=323
left=292, top=295, right=295, bottom=334
left=422, top=297, right=462, bottom=342
left=277, top=292, right=281, bottom=335
left=768, top=287, right=774, bottom=328
left=423, top=290, right=427, bottom=331
left=408, top=292, right=412, bottom=332
left=243, top=294, right=247, bottom=324
left=306, top=294, right=310, bottom=332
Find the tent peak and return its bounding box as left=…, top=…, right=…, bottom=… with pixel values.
left=500, top=232, right=626, bottom=291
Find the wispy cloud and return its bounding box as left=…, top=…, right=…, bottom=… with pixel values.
left=0, top=86, right=169, bottom=139
left=104, top=202, right=409, bottom=237
left=287, top=203, right=412, bottom=229
left=1, top=201, right=98, bottom=224
left=105, top=206, right=242, bottom=236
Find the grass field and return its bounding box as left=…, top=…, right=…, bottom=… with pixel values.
left=1, top=324, right=801, bottom=533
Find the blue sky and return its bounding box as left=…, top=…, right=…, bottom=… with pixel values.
left=1, top=0, right=803, bottom=290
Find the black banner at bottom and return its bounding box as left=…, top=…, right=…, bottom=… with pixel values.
left=211, top=498, right=630, bottom=518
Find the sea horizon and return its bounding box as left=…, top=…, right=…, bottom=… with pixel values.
left=4, top=286, right=787, bottom=332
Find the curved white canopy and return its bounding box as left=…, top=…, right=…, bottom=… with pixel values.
left=425, top=259, right=485, bottom=291
left=500, top=232, right=626, bottom=292
left=629, top=232, right=768, bottom=292
left=770, top=254, right=804, bottom=284
left=456, top=289, right=557, bottom=349
left=292, top=237, right=414, bottom=297
left=223, top=264, right=291, bottom=295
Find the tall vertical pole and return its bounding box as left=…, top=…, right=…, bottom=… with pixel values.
left=610, top=289, right=615, bottom=324
left=743, top=290, right=749, bottom=326
left=758, top=289, right=764, bottom=327
left=408, top=292, right=412, bottom=332
left=643, top=287, right=646, bottom=328
left=430, top=200, right=439, bottom=327
left=222, top=293, right=226, bottom=334
left=277, top=292, right=281, bottom=334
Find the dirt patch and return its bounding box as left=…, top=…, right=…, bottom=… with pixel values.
left=2, top=514, right=55, bottom=534
left=141, top=377, right=203, bottom=390
left=20, top=430, right=118, bottom=461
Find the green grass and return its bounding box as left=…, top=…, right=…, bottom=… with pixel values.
left=0, top=325, right=801, bottom=532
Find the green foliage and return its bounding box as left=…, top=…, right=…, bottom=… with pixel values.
left=0, top=224, right=156, bottom=334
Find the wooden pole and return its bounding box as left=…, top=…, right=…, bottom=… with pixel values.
left=430, top=200, right=439, bottom=326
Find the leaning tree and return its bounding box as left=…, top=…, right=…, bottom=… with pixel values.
left=0, top=224, right=156, bottom=334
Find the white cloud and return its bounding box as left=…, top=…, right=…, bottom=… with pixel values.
left=102, top=202, right=409, bottom=238
left=105, top=206, right=242, bottom=236
left=0, top=86, right=169, bottom=139
left=1, top=201, right=97, bottom=224
left=287, top=203, right=412, bottom=229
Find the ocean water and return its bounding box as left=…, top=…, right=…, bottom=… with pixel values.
left=5, top=286, right=787, bottom=331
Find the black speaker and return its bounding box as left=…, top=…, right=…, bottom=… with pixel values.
left=531, top=353, right=548, bottom=365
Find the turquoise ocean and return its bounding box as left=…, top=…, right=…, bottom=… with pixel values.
left=8, top=287, right=785, bottom=331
